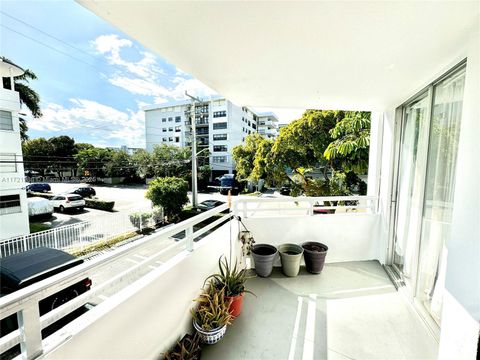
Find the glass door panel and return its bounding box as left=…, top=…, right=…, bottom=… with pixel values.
left=416, top=67, right=466, bottom=324
left=393, top=93, right=430, bottom=280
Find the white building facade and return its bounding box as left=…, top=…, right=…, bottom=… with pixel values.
left=257, top=112, right=279, bottom=138
left=144, top=98, right=267, bottom=177
left=0, top=59, right=30, bottom=239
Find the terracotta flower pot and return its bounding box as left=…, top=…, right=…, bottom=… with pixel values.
left=225, top=293, right=245, bottom=317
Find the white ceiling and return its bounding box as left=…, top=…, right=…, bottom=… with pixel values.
left=78, top=1, right=479, bottom=111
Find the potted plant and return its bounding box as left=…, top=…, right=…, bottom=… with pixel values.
left=278, top=243, right=304, bottom=277
left=163, top=333, right=202, bottom=360
left=191, top=285, right=234, bottom=344
left=302, top=242, right=328, bottom=274
left=206, top=256, right=254, bottom=317
left=251, top=244, right=278, bottom=277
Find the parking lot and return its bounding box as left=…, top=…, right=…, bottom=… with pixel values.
left=30, top=182, right=256, bottom=230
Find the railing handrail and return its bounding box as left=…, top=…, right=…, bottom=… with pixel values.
left=234, top=195, right=377, bottom=204
left=0, top=203, right=229, bottom=312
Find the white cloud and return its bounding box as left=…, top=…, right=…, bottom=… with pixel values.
left=34, top=99, right=145, bottom=148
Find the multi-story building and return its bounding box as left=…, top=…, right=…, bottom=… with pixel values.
left=257, top=112, right=279, bottom=139
left=0, top=59, right=29, bottom=239
left=144, top=97, right=262, bottom=178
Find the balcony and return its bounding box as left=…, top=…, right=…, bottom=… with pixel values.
left=0, top=197, right=438, bottom=359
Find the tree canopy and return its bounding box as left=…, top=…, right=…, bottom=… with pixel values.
left=145, top=177, right=189, bottom=221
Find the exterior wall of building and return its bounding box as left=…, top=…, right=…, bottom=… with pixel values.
left=0, top=87, right=29, bottom=239
left=257, top=113, right=279, bottom=139
left=144, top=98, right=258, bottom=176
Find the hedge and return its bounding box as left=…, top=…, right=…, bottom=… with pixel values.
left=27, top=192, right=115, bottom=211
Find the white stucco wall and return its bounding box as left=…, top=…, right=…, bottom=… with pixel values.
left=243, top=214, right=382, bottom=265
left=0, top=87, right=29, bottom=240
left=45, top=221, right=239, bottom=359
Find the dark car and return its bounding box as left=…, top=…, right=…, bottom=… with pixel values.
left=197, top=200, right=226, bottom=211
left=0, top=247, right=92, bottom=338
left=68, top=186, right=96, bottom=198
left=26, top=183, right=51, bottom=193
left=280, top=185, right=291, bottom=196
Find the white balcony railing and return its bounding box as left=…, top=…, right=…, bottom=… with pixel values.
left=0, top=204, right=232, bottom=360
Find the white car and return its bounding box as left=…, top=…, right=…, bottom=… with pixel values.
left=50, top=194, right=85, bottom=212
left=27, top=197, right=54, bottom=217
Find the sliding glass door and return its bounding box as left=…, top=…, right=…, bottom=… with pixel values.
left=392, top=63, right=466, bottom=325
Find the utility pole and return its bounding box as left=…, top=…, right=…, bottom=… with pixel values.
left=185, top=91, right=202, bottom=208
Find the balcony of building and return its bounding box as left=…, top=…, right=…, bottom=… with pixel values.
left=0, top=197, right=438, bottom=360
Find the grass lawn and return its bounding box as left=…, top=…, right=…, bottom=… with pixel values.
left=29, top=222, right=51, bottom=233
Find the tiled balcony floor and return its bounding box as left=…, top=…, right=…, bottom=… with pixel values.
left=202, top=261, right=438, bottom=360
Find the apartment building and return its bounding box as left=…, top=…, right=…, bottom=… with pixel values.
left=257, top=112, right=279, bottom=138
left=144, top=97, right=266, bottom=178
left=0, top=59, right=29, bottom=239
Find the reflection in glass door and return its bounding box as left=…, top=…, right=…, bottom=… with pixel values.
left=416, top=67, right=466, bottom=324
left=393, top=93, right=429, bottom=280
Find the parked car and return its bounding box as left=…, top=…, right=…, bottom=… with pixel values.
left=197, top=200, right=226, bottom=211
left=50, top=194, right=85, bottom=212
left=0, top=247, right=92, bottom=355
left=26, top=183, right=51, bottom=193
left=27, top=197, right=54, bottom=218
left=67, top=186, right=96, bottom=198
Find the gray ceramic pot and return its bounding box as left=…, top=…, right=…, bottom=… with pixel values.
left=251, top=244, right=278, bottom=277
left=302, top=242, right=328, bottom=274
left=278, top=243, right=304, bottom=277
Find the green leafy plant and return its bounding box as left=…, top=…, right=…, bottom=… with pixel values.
left=191, top=285, right=234, bottom=331
left=205, top=256, right=254, bottom=297
left=84, top=198, right=115, bottom=211
left=129, top=212, right=153, bottom=230
left=146, top=177, right=189, bottom=222
left=163, top=333, right=202, bottom=360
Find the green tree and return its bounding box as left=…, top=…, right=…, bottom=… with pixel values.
left=49, top=135, right=76, bottom=177
left=151, top=144, right=191, bottom=178
left=74, top=143, right=94, bottom=153
left=22, top=138, right=54, bottom=175
left=74, top=147, right=113, bottom=178
left=1, top=57, right=42, bottom=141
left=131, top=149, right=154, bottom=179
left=232, top=133, right=265, bottom=181
left=145, top=177, right=189, bottom=221
left=324, top=111, right=370, bottom=174
left=105, top=150, right=136, bottom=178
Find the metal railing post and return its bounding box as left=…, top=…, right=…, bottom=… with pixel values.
left=22, top=235, right=28, bottom=252
left=18, top=304, right=43, bottom=360
left=53, top=228, right=59, bottom=249
left=186, top=226, right=194, bottom=252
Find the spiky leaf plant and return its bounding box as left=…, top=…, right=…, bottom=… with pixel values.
left=163, top=333, right=202, bottom=360
left=191, top=285, right=234, bottom=331
left=204, top=256, right=255, bottom=297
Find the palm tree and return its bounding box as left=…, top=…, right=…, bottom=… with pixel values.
left=1, top=57, right=42, bottom=141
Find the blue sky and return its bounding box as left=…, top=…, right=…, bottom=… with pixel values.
left=1, top=1, right=303, bottom=148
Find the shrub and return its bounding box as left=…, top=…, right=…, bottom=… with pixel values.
left=146, top=177, right=189, bottom=221
left=84, top=198, right=115, bottom=211
left=27, top=192, right=53, bottom=200
left=129, top=212, right=153, bottom=230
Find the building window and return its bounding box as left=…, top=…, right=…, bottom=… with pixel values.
left=175, top=137, right=180, bottom=143
left=175, top=116, right=181, bottom=123
left=213, top=134, right=227, bottom=141
left=0, top=153, right=17, bottom=173
left=0, top=110, right=13, bottom=131
left=168, top=117, right=173, bottom=122
left=162, top=118, right=167, bottom=122
left=168, top=127, right=173, bottom=131
left=213, top=111, right=227, bottom=118
left=162, top=137, right=167, bottom=141
left=169, top=137, right=173, bottom=142
left=212, top=156, right=227, bottom=163
left=0, top=194, right=21, bottom=215
left=214, top=145, right=227, bottom=152
left=162, top=128, right=167, bottom=132
left=252, top=123, right=257, bottom=129
left=175, top=126, right=181, bottom=132
left=213, top=122, right=227, bottom=130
